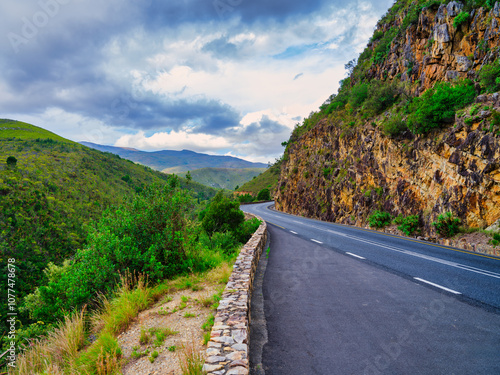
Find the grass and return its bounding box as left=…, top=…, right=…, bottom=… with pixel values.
left=13, top=310, right=86, bottom=374
left=177, top=341, right=206, bottom=375
left=93, top=273, right=152, bottom=336
left=0, top=119, right=73, bottom=142
left=11, top=261, right=235, bottom=374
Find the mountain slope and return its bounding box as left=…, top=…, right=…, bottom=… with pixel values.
left=179, top=167, right=267, bottom=190
left=237, top=160, right=282, bottom=196
left=275, top=0, right=500, bottom=236
left=0, top=120, right=216, bottom=335
left=80, top=141, right=267, bottom=173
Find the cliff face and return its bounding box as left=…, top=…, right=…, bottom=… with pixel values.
left=370, top=1, right=500, bottom=91
left=275, top=1, right=500, bottom=235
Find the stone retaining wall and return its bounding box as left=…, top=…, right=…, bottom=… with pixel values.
left=203, top=214, right=268, bottom=375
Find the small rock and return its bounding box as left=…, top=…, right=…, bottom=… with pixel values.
left=227, top=366, right=249, bottom=375
left=206, top=356, right=227, bottom=364
left=203, top=364, right=224, bottom=372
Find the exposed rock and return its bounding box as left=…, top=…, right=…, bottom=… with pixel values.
left=275, top=98, right=500, bottom=240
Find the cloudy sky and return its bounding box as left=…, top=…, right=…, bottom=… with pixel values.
left=0, top=0, right=393, bottom=163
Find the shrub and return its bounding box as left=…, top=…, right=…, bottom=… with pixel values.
left=363, top=81, right=400, bottom=116
left=368, top=210, right=392, bottom=228
left=382, top=115, right=408, bottom=137
left=6, top=156, right=17, bottom=167
left=349, top=82, right=369, bottom=108
left=453, top=12, right=469, bottom=29
left=432, top=212, right=461, bottom=237
left=24, top=185, right=193, bottom=322
left=257, top=188, right=271, bottom=201
left=490, top=233, right=500, bottom=247
left=408, top=79, right=476, bottom=134
left=238, top=194, right=254, bottom=203
left=397, top=215, right=421, bottom=236
left=478, top=60, right=500, bottom=93
left=200, top=191, right=244, bottom=237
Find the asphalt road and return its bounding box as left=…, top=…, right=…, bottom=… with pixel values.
left=242, top=202, right=500, bottom=375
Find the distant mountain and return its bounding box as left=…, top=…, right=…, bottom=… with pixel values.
left=80, top=142, right=267, bottom=173
left=179, top=167, right=267, bottom=190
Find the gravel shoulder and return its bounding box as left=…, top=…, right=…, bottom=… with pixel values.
left=118, top=280, right=223, bottom=374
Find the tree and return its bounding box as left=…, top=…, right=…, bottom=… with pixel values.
left=186, top=171, right=192, bottom=185
left=6, top=156, right=17, bottom=167
left=257, top=188, right=271, bottom=201
left=200, top=191, right=244, bottom=236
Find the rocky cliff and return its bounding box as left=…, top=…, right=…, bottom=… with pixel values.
left=275, top=0, right=500, bottom=237
left=369, top=0, right=500, bottom=91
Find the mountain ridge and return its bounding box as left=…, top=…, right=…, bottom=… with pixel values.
left=80, top=141, right=267, bottom=174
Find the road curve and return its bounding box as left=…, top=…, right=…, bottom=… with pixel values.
left=243, top=202, right=500, bottom=375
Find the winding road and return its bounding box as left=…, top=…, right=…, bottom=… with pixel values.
left=242, top=202, right=500, bottom=375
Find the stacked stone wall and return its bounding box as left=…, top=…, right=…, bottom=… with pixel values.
left=203, top=214, right=267, bottom=375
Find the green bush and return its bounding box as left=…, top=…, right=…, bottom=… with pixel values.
left=6, top=155, right=17, bottom=167
left=408, top=79, right=476, bottom=134
left=25, top=185, right=194, bottom=322
left=238, top=193, right=255, bottom=203
left=257, top=188, right=271, bottom=201
left=478, top=60, right=500, bottom=93
left=382, top=115, right=408, bottom=137
left=397, top=215, right=421, bottom=236
left=490, top=233, right=500, bottom=247
left=200, top=191, right=244, bottom=237
left=349, top=82, right=369, bottom=108
left=432, top=212, right=461, bottom=237
left=368, top=210, right=392, bottom=228
left=453, top=11, right=469, bottom=28
left=363, top=81, right=400, bottom=116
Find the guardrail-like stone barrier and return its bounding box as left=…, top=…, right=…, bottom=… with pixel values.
left=203, top=214, right=267, bottom=375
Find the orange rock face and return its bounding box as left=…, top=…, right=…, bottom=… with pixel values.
left=368, top=2, right=500, bottom=92
left=275, top=94, right=500, bottom=235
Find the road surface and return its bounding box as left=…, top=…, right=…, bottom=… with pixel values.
left=242, top=202, right=500, bottom=375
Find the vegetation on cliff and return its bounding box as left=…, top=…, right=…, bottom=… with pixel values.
left=276, top=0, right=500, bottom=238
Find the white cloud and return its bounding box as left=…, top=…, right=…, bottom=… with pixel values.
left=115, top=130, right=232, bottom=152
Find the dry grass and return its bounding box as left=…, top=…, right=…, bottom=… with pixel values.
left=12, top=309, right=86, bottom=375
left=205, top=261, right=232, bottom=285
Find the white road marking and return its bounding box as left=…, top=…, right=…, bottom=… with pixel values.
left=290, top=231, right=298, bottom=235
left=346, top=252, right=366, bottom=260
left=414, top=278, right=462, bottom=295
left=311, top=239, right=323, bottom=244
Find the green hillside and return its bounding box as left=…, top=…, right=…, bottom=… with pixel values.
left=0, top=120, right=216, bottom=336
left=0, top=119, right=70, bottom=142
left=237, top=160, right=281, bottom=197
left=179, top=167, right=267, bottom=190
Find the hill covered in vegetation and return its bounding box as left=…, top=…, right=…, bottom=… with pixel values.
left=275, top=0, right=500, bottom=238
left=237, top=160, right=282, bottom=196
left=0, top=119, right=217, bottom=344
left=179, top=167, right=267, bottom=190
